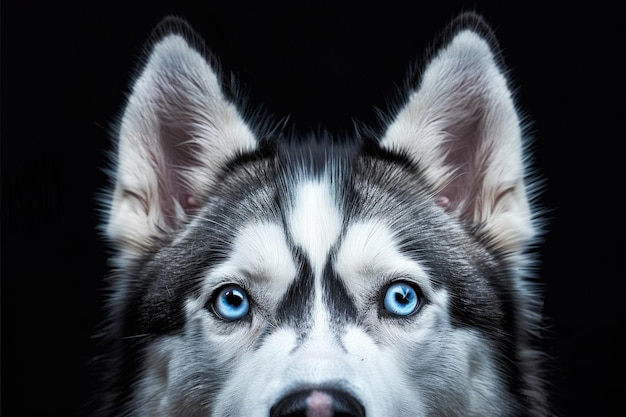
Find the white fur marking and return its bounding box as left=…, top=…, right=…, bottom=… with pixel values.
left=289, top=180, right=342, bottom=275
left=335, top=220, right=433, bottom=299
left=202, top=222, right=297, bottom=297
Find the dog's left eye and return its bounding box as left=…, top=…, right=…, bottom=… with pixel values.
left=212, top=285, right=250, bottom=321
left=383, top=282, right=421, bottom=317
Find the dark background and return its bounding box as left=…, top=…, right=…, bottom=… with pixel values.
left=2, top=1, right=623, bottom=416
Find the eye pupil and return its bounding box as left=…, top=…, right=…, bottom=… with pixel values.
left=225, top=291, right=242, bottom=306
left=396, top=290, right=409, bottom=304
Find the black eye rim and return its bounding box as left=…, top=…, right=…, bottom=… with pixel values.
left=379, top=280, right=426, bottom=318
left=207, top=283, right=252, bottom=322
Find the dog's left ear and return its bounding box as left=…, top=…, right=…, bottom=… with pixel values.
left=381, top=15, right=535, bottom=255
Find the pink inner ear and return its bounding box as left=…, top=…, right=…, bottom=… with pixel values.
left=433, top=106, right=494, bottom=220
left=435, top=195, right=450, bottom=209
left=185, top=195, right=200, bottom=211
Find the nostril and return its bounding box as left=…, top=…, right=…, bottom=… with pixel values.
left=270, top=389, right=365, bottom=417
left=329, top=390, right=366, bottom=417
left=269, top=390, right=308, bottom=417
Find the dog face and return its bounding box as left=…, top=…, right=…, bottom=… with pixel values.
left=97, top=13, right=547, bottom=417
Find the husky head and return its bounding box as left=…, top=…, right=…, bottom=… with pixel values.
left=97, top=13, right=547, bottom=417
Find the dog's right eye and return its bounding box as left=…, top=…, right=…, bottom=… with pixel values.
left=211, top=285, right=250, bottom=321
left=382, top=281, right=422, bottom=317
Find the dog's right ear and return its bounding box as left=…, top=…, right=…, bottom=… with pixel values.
left=104, top=18, right=257, bottom=262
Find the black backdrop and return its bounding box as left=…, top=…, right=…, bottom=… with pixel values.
left=2, top=2, right=623, bottom=416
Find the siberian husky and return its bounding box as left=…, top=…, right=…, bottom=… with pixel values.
left=95, top=12, right=549, bottom=417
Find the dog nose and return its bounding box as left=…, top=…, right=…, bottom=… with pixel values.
left=270, top=389, right=365, bottom=417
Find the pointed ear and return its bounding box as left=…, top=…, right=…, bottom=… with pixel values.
left=106, top=22, right=257, bottom=260
left=381, top=18, right=535, bottom=254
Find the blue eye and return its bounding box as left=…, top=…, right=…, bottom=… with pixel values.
left=213, top=285, right=250, bottom=321
left=383, top=282, right=421, bottom=316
